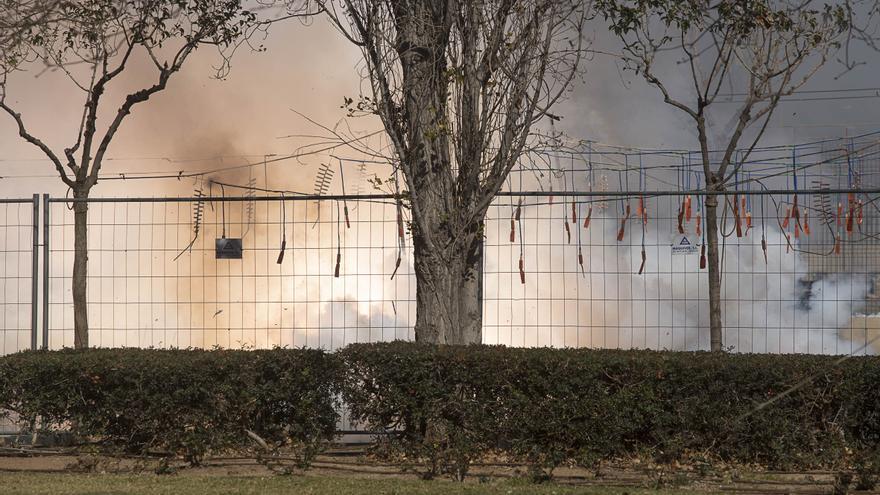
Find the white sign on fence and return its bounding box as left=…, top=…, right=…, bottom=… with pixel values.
left=671, top=234, right=699, bottom=256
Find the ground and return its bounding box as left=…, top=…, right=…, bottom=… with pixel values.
left=0, top=473, right=698, bottom=495
left=0, top=450, right=877, bottom=494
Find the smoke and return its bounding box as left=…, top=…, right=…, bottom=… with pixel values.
left=482, top=189, right=878, bottom=356
left=4, top=15, right=880, bottom=355
left=529, top=18, right=880, bottom=355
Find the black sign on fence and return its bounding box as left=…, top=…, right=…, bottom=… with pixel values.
left=215, top=238, right=243, bottom=259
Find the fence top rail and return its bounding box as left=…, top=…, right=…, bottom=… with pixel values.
left=0, top=198, right=36, bottom=204
left=40, top=188, right=880, bottom=204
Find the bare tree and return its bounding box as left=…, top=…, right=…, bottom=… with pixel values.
left=596, top=0, right=848, bottom=351
left=0, top=1, right=63, bottom=50
left=320, top=0, right=590, bottom=345
left=0, top=0, right=260, bottom=348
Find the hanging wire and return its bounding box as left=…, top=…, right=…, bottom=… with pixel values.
left=242, top=163, right=257, bottom=239
left=761, top=192, right=769, bottom=264
left=220, top=183, right=227, bottom=239
left=334, top=199, right=342, bottom=278
left=173, top=178, right=206, bottom=261
left=745, top=172, right=753, bottom=233
left=616, top=157, right=631, bottom=242
left=276, top=194, right=287, bottom=265
left=563, top=171, right=571, bottom=244
left=695, top=173, right=703, bottom=236
left=312, top=162, right=335, bottom=229
left=507, top=175, right=517, bottom=243
left=700, top=222, right=707, bottom=270
left=584, top=150, right=594, bottom=229
left=573, top=157, right=585, bottom=276
left=339, top=158, right=351, bottom=229
left=734, top=165, right=744, bottom=238
left=390, top=164, right=405, bottom=280
left=518, top=198, right=525, bottom=285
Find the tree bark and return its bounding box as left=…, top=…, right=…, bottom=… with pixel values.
left=704, top=193, right=723, bottom=351
left=412, top=219, right=484, bottom=346
left=72, top=187, right=89, bottom=349
left=391, top=0, right=488, bottom=345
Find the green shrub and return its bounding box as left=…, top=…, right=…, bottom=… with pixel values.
left=338, top=342, right=496, bottom=480
left=0, top=348, right=341, bottom=466
left=2, top=343, right=877, bottom=479
left=339, top=343, right=880, bottom=480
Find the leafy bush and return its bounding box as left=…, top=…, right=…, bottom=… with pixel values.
left=2, top=344, right=877, bottom=479
left=339, top=343, right=880, bottom=480
left=0, top=348, right=340, bottom=466
left=338, top=342, right=499, bottom=480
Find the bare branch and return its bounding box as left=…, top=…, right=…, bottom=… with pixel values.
left=0, top=84, right=74, bottom=187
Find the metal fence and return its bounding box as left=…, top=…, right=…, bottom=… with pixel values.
left=484, top=190, right=880, bottom=354
left=0, top=197, right=38, bottom=433
left=43, top=195, right=415, bottom=351
left=0, top=189, right=872, bottom=356
left=0, top=196, right=38, bottom=356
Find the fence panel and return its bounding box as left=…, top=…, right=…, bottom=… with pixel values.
left=0, top=197, right=37, bottom=356
left=40, top=190, right=880, bottom=355
left=484, top=191, right=880, bottom=354
left=0, top=196, right=38, bottom=435
left=45, top=196, right=415, bottom=351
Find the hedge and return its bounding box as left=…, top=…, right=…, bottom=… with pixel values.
left=0, top=344, right=878, bottom=480
left=338, top=342, right=880, bottom=480
left=0, top=348, right=341, bottom=466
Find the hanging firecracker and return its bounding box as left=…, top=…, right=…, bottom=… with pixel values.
left=617, top=201, right=631, bottom=242
left=733, top=194, right=743, bottom=238
left=761, top=234, right=768, bottom=265
left=638, top=247, right=646, bottom=275
left=699, top=243, right=706, bottom=270
left=677, top=201, right=685, bottom=234
left=578, top=247, right=585, bottom=274
left=510, top=200, right=521, bottom=243
left=846, top=193, right=856, bottom=235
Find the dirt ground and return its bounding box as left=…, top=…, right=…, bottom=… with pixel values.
left=0, top=446, right=877, bottom=495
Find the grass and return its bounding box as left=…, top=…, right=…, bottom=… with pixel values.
left=0, top=473, right=707, bottom=495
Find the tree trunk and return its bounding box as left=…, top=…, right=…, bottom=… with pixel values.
left=72, top=188, right=89, bottom=349
left=390, top=0, right=487, bottom=345
left=412, top=220, right=484, bottom=345
left=704, top=193, right=723, bottom=351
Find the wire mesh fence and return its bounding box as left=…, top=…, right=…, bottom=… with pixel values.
left=44, top=196, right=415, bottom=351
left=0, top=197, right=38, bottom=434
left=486, top=190, right=880, bottom=354
left=30, top=189, right=880, bottom=355
left=2, top=134, right=879, bottom=440
left=0, top=197, right=37, bottom=357
left=0, top=188, right=877, bottom=438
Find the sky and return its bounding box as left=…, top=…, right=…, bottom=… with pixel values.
left=0, top=15, right=368, bottom=196
left=3, top=13, right=880, bottom=198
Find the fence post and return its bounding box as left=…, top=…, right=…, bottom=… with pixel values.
left=31, top=194, right=39, bottom=351
left=42, top=194, right=50, bottom=350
